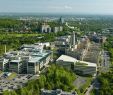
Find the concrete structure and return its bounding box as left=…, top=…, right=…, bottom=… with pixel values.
left=56, top=55, right=97, bottom=75
left=89, top=32, right=107, bottom=43
left=0, top=58, right=9, bottom=71
left=0, top=44, right=52, bottom=74
left=41, top=23, right=51, bottom=33
left=9, top=60, right=22, bottom=74
left=41, top=89, right=77, bottom=95
left=55, top=36, right=71, bottom=46
left=52, top=26, right=63, bottom=33
left=70, top=31, right=77, bottom=48
left=59, top=17, right=65, bottom=24
left=34, top=42, right=50, bottom=49
left=66, top=36, right=90, bottom=60
left=55, top=35, right=71, bottom=54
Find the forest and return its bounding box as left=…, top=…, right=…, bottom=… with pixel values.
left=3, top=65, right=76, bottom=95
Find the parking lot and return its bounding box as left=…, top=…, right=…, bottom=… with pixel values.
left=0, top=72, right=33, bottom=93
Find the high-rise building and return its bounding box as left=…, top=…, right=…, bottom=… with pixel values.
left=41, top=23, right=51, bottom=33
left=70, top=31, right=78, bottom=49
left=59, top=17, right=64, bottom=25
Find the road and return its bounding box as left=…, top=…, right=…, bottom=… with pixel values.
left=85, top=78, right=100, bottom=95
left=85, top=50, right=109, bottom=95
left=101, top=50, right=110, bottom=73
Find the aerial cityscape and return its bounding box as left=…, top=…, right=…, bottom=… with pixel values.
left=0, top=0, right=113, bottom=95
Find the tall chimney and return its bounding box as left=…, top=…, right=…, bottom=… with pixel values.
left=5, top=45, right=6, bottom=53
left=71, top=31, right=75, bottom=47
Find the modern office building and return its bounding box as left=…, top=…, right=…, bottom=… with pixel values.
left=9, top=59, right=22, bottom=74
left=53, top=26, right=63, bottom=33
left=0, top=58, right=9, bottom=72
left=59, top=17, right=65, bottom=25
left=56, top=55, right=97, bottom=76
left=27, top=50, right=51, bottom=74
left=0, top=44, right=52, bottom=74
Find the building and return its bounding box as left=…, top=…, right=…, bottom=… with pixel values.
left=34, top=42, right=50, bottom=49
left=70, top=31, right=78, bottom=49
left=0, top=58, right=9, bottom=71
left=9, top=59, right=22, bottom=74
left=55, top=35, right=71, bottom=54
left=59, top=17, right=65, bottom=25
left=56, top=55, right=77, bottom=70
left=53, top=26, right=63, bottom=33
left=0, top=44, right=52, bottom=74
left=41, top=23, right=51, bottom=33
left=66, top=34, right=90, bottom=60
left=41, top=89, right=77, bottom=95
left=88, top=32, right=107, bottom=43
left=56, top=55, right=97, bottom=76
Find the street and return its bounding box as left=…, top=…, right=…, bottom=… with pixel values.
left=85, top=50, right=110, bottom=95
left=85, top=78, right=100, bottom=95
left=101, top=50, right=110, bottom=73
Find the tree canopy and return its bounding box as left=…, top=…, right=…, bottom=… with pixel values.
left=3, top=65, right=76, bottom=95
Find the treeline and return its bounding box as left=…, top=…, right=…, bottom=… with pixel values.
left=0, top=33, right=52, bottom=55
left=0, top=19, right=21, bottom=28
left=68, top=19, right=113, bottom=32
left=1, top=18, right=113, bottom=33
left=97, top=72, right=113, bottom=95
left=0, top=18, right=64, bottom=33
left=3, top=65, right=76, bottom=95
left=103, top=36, right=113, bottom=62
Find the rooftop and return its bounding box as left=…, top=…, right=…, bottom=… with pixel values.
left=56, top=55, right=97, bottom=67
left=2, top=44, right=51, bottom=64
left=56, top=55, right=78, bottom=63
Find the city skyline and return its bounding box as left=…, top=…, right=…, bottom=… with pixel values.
left=0, top=0, right=113, bottom=15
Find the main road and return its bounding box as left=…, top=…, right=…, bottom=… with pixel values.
left=85, top=50, right=110, bottom=95
left=85, top=77, right=100, bottom=95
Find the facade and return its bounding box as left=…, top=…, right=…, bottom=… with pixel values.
left=55, top=35, right=71, bottom=54
left=0, top=44, right=52, bottom=74
left=0, top=58, right=9, bottom=71
left=66, top=34, right=90, bottom=60
left=40, top=22, right=63, bottom=33
left=89, top=33, right=107, bottom=43
left=9, top=60, right=22, bottom=74
left=41, top=23, right=51, bottom=33
left=53, top=26, right=63, bottom=33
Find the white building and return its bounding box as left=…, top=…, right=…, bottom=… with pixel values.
left=56, top=55, right=97, bottom=75
left=0, top=44, right=52, bottom=74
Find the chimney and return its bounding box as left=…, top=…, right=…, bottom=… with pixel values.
left=5, top=45, right=6, bottom=53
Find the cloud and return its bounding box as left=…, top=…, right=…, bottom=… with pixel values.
left=64, top=5, right=72, bottom=9
left=49, top=5, right=72, bottom=10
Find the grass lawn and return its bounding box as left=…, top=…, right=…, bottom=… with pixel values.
left=79, top=77, right=92, bottom=94
left=7, top=72, right=17, bottom=80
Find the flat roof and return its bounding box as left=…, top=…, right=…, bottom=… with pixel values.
left=10, top=60, right=21, bottom=63
left=28, top=51, right=51, bottom=63
left=3, top=45, right=51, bottom=64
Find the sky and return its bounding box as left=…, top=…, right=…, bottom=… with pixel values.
left=0, top=0, right=113, bottom=15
